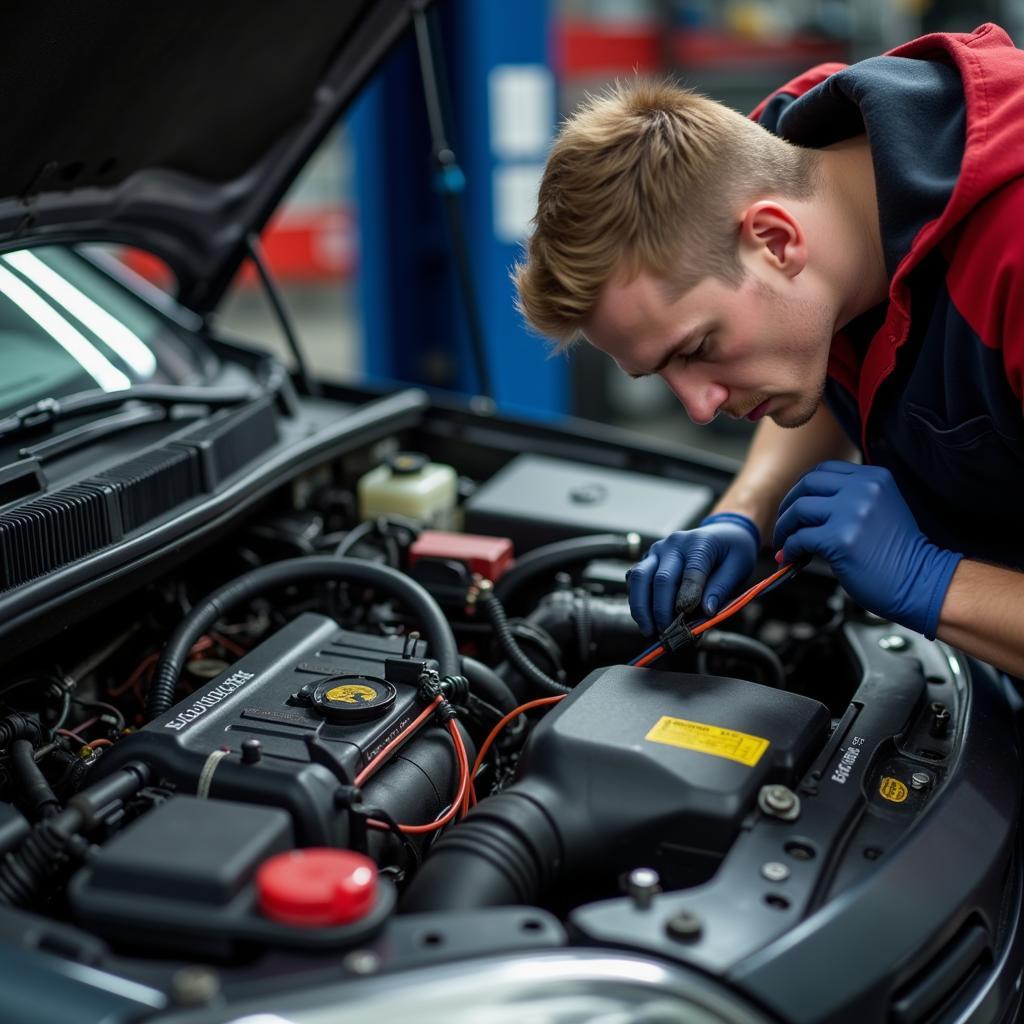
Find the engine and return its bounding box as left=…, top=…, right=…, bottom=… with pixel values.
left=0, top=446, right=1017, bottom=1024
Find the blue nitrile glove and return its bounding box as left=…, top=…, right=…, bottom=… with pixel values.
left=627, top=512, right=760, bottom=635
left=772, top=461, right=962, bottom=639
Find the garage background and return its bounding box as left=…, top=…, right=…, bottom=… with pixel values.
left=118, top=0, right=1020, bottom=462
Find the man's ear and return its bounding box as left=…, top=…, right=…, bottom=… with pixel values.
left=738, top=200, right=807, bottom=278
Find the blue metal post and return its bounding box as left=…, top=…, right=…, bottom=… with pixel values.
left=351, top=0, right=566, bottom=418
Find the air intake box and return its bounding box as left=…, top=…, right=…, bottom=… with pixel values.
left=519, top=664, right=829, bottom=887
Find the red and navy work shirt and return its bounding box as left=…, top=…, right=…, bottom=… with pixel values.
left=753, top=24, right=1024, bottom=568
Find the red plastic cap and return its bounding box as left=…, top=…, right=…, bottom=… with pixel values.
left=257, top=849, right=378, bottom=927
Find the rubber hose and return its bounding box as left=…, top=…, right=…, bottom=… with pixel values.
left=147, top=557, right=458, bottom=720
left=0, top=712, right=42, bottom=749
left=493, top=533, right=641, bottom=606
left=697, top=630, right=786, bottom=689
left=460, top=656, right=518, bottom=713
left=11, top=740, right=59, bottom=821
left=479, top=592, right=570, bottom=697
left=401, top=789, right=562, bottom=912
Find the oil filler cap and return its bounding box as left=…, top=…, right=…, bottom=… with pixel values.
left=257, top=849, right=378, bottom=927
left=311, top=674, right=396, bottom=722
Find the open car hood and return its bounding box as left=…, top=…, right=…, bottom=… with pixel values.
left=0, top=0, right=417, bottom=312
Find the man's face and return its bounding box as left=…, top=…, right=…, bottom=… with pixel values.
left=584, top=265, right=835, bottom=428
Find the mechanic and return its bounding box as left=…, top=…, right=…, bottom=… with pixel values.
left=514, top=24, right=1024, bottom=678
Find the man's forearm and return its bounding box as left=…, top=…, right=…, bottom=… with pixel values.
left=712, top=403, right=857, bottom=542
left=936, top=560, right=1024, bottom=678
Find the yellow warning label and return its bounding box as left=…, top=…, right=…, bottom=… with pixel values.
left=326, top=684, right=378, bottom=704
left=645, top=716, right=769, bottom=767
left=879, top=776, right=908, bottom=803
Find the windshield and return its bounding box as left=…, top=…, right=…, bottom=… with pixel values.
left=0, top=246, right=212, bottom=417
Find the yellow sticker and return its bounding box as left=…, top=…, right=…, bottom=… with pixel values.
left=326, top=684, right=378, bottom=704
left=879, top=776, right=908, bottom=803
left=645, top=716, right=769, bottom=767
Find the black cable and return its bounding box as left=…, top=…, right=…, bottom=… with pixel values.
left=244, top=233, right=319, bottom=398
left=493, top=533, right=642, bottom=606
left=478, top=590, right=569, bottom=697
left=10, top=741, right=59, bottom=821
left=334, top=520, right=377, bottom=558
left=459, top=656, right=518, bottom=713
left=147, top=557, right=460, bottom=720
left=412, top=6, right=492, bottom=400
left=696, top=631, right=786, bottom=689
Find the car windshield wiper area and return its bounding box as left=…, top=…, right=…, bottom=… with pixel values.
left=0, top=358, right=296, bottom=446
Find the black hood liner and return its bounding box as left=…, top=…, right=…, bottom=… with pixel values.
left=0, top=0, right=417, bottom=311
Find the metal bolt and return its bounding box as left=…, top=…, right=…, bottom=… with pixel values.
left=910, top=771, right=932, bottom=791
left=171, top=966, right=220, bottom=1007
left=758, top=784, right=800, bottom=820
left=624, top=867, right=661, bottom=910
left=761, top=862, right=790, bottom=882
left=879, top=634, right=908, bottom=652
left=240, top=738, right=262, bottom=764
left=930, top=703, right=951, bottom=737
left=665, top=909, right=702, bottom=941
left=343, top=950, right=381, bottom=975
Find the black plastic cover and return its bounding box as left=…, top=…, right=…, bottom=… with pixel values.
left=69, top=795, right=395, bottom=958
left=464, top=454, right=712, bottom=551
left=94, top=614, right=432, bottom=845
left=519, top=664, right=830, bottom=886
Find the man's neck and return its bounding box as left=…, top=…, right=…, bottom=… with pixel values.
left=818, top=135, right=889, bottom=330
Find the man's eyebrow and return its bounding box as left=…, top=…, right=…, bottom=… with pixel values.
left=626, top=331, right=698, bottom=379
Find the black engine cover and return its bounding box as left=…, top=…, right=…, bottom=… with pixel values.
left=520, top=664, right=830, bottom=886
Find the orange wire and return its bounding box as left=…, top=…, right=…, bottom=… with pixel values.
left=367, top=718, right=470, bottom=834
left=468, top=695, right=567, bottom=806
left=354, top=695, right=443, bottom=788
left=634, top=562, right=799, bottom=668
left=87, top=738, right=113, bottom=750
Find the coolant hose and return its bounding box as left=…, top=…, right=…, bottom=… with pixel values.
left=697, top=631, right=786, bottom=690
left=11, top=740, right=59, bottom=821
left=493, top=533, right=642, bottom=606
left=147, top=557, right=459, bottom=720
left=460, top=656, right=518, bottom=713
left=478, top=591, right=570, bottom=697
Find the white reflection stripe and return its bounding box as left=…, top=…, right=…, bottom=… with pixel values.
left=4, top=250, right=156, bottom=376
left=0, top=264, right=130, bottom=392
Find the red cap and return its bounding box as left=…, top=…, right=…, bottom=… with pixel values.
left=257, top=849, right=378, bottom=927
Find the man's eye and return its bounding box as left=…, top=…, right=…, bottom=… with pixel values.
left=685, top=336, right=710, bottom=362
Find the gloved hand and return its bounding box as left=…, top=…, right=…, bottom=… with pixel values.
left=772, top=461, right=962, bottom=639
left=628, top=512, right=760, bottom=635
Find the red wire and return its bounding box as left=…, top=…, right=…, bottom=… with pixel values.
left=633, top=562, right=799, bottom=668
left=367, top=717, right=470, bottom=834
left=468, top=695, right=567, bottom=806
left=354, top=695, right=443, bottom=788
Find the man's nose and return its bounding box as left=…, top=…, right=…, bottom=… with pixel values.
left=661, top=367, right=728, bottom=425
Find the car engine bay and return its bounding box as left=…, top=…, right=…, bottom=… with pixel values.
left=0, top=374, right=1019, bottom=1024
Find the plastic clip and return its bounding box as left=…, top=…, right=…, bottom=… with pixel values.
left=658, top=614, right=698, bottom=654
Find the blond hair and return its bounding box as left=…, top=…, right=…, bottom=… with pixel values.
left=513, top=80, right=819, bottom=346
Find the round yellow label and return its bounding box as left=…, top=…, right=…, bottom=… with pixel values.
left=325, top=684, right=378, bottom=705
left=879, top=776, right=909, bottom=803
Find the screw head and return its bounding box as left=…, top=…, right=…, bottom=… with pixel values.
left=343, top=950, right=381, bottom=975
left=879, top=634, right=908, bottom=651
left=665, top=909, right=702, bottom=941
left=171, top=966, right=220, bottom=1007
left=625, top=867, right=661, bottom=909
left=240, top=738, right=262, bottom=764
left=758, top=784, right=800, bottom=820
left=761, top=861, right=790, bottom=882
left=910, top=771, right=932, bottom=791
